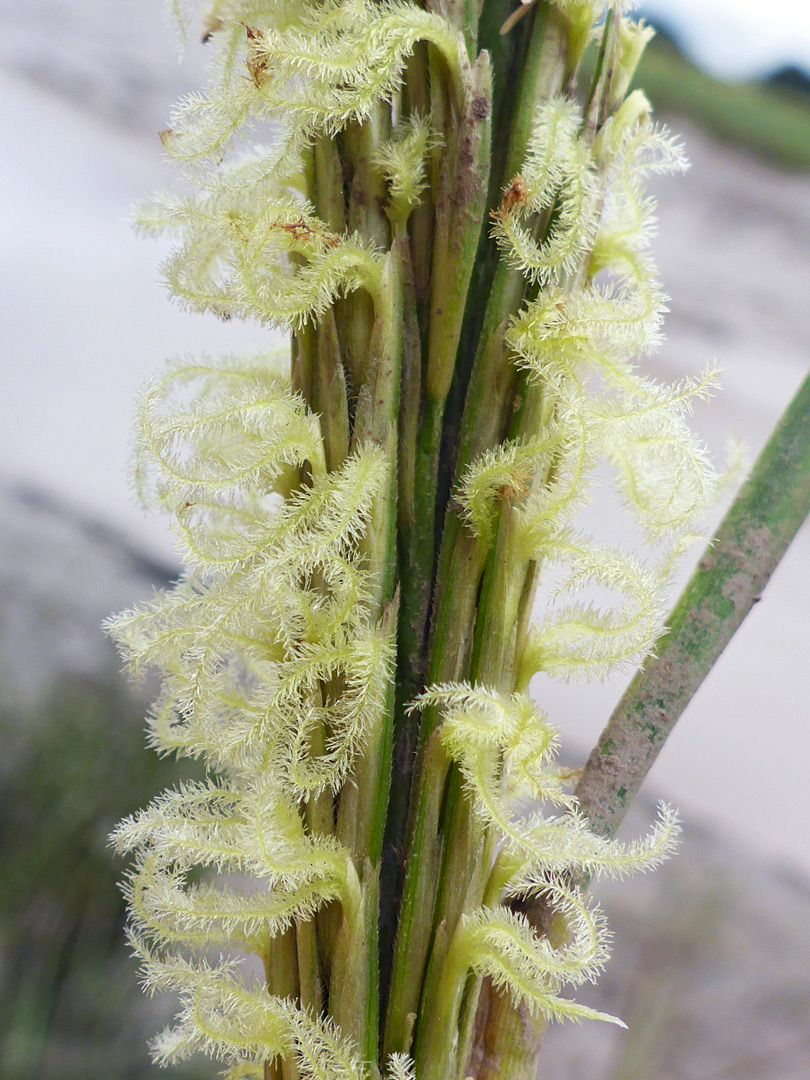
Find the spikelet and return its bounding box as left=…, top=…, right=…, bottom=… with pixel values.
left=458, top=95, right=718, bottom=688
left=144, top=0, right=469, bottom=328
left=114, top=777, right=351, bottom=950
left=374, top=115, right=441, bottom=225
left=129, top=934, right=364, bottom=1075
left=138, top=181, right=382, bottom=326
left=455, top=432, right=562, bottom=544
left=386, top=1053, right=416, bottom=1080
left=162, top=0, right=463, bottom=169
left=108, top=346, right=391, bottom=1069
left=414, top=684, right=679, bottom=1023
left=454, top=904, right=619, bottom=1026
left=516, top=532, right=672, bottom=681
left=109, top=362, right=393, bottom=781
left=491, top=98, right=599, bottom=285
left=133, top=352, right=323, bottom=521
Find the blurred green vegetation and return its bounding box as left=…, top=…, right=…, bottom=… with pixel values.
left=0, top=674, right=209, bottom=1080
left=632, top=36, right=810, bottom=171
left=579, top=30, right=810, bottom=170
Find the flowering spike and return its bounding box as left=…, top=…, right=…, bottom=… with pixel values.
left=109, top=2, right=715, bottom=1076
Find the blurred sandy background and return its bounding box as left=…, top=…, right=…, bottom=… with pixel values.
left=1, top=2, right=809, bottom=1077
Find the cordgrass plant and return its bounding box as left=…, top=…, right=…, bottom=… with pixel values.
left=106, top=2, right=810, bottom=1078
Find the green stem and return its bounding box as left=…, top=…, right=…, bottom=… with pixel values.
left=450, top=2, right=581, bottom=465
left=330, top=861, right=381, bottom=1066
left=425, top=52, right=493, bottom=408
left=338, top=105, right=391, bottom=392
left=444, top=0, right=577, bottom=510
left=404, top=42, right=434, bottom=324
left=291, top=323, right=315, bottom=406
left=380, top=234, right=424, bottom=1003
left=345, top=106, right=392, bottom=251
left=392, top=50, right=492, bottom=685
left=313, top=136, right=347, bottom=236
left=383, top=734, right=453, bottom=1057
left=382, top=55, right=493, bottom=1008
left=583, top=8, right=620, bottom=137
left=503, top=5, right=570, bottom=181
left=296, top=919, right=323, bottom=1017
left=413, top=919, right=472, bottom=1080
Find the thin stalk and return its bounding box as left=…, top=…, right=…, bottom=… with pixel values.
left=453, top=0, right=595, bottom=415
left=332, top=247, right=404, bottom=1064
left=413, top=508, right=526, bottom=1080
left=404, top=43, right=434, bottom=323
left=383, top=535, right=487, bottom=1057
left=291, top=323, right=316, bottom=406
left=583, top=8, right=620, bottom=138
left=427, top=1, right=577, bottom=676
left=339, top=104, right=392, bottom=391
left=448, top=4, right=569, bottom=474
left=345, top=104, right=392, bottom=250
left=313, top=308, right=351, bottom=472
left=296, top=134, right=349, bottom=1043
left=314, top=136, right=347, bottom=236
left=296, top=919, right=323, bottom=1017
left=330, top=864, right=381, bottom=1068
left=424, top=51, right=493, bottom=407
left=502, top=5, right=571, bottom=181
left=394, top=50, right=492, bottom=705
left=264, top=928, right=300, bottom=1080
left=380, top=235, right=423, bottom=998
left=338, top=246, right=404, bottom=858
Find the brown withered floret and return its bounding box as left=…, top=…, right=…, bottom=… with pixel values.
left=491, top=174, right=529, bottom=223
left=497, top=478, right=530, bottom=502
left=226, top=211, right=250, bottom=243
left=244, top=25, right=270, bottom=88
left=497, top=462, right=532, bottom=502
left=202, top=17, right=225, bottom=44
left=271, top=216, right=341, bottom=248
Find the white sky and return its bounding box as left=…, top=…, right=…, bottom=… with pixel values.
left=640, top=0, right=810, bottom=77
